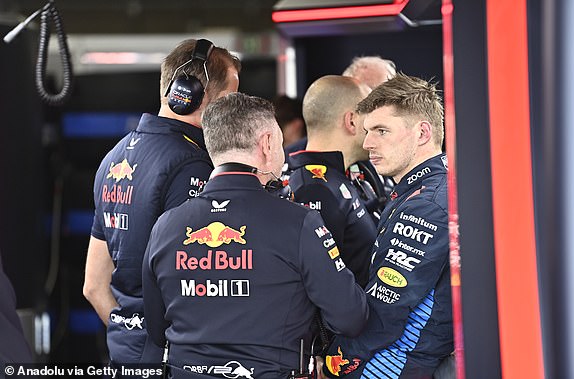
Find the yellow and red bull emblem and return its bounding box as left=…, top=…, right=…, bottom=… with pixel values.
left=107, top=158, right=137, bottom=182
left=305, top=165, right=328, bottom=182
left=183, top=222, right=246, bottom=248
left=326, top=347, right=349, bottom=377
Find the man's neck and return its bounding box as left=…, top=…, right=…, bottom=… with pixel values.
left=158, top=104, right=202, bottom=127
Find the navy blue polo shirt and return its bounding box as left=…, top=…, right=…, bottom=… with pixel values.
left=91, top=113, right=213, bottom=364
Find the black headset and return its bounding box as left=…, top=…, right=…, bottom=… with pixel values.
left=164, top=39, right=214, bottom=115
left=211, top=162, right=291, bottom=197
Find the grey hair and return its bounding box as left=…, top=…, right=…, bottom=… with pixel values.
left=342, top=56, right=397, bottom=79
left=201, top=92, right=276, bottom=157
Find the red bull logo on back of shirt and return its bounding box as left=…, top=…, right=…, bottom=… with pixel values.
left=106, top=158, right=137, bottom=182
left=183, top=222, right=246, bottom=248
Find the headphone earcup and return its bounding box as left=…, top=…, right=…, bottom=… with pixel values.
left=167, top=76, right=205, bottom=115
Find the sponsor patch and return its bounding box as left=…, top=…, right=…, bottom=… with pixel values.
left=326, top=347, right=349, bottom=377
left=211, top=199, right=230, bottom=213
left=176, top=250, right=253, bottom=271
left=101, top=184, right=134, bottom=204
left=301, top=201, right=321, bottom=210
left=366, top=283, right=401, bottom=304
left=328, top=247, right=340, bottom=259
left=390, top=238, right=426, bottom=256
left=305, top=165, right=328, bottom=182
left=399, top=212, right=438, bottom=231
left=180, top=279, right=250, bottom=297
left=339, top=183, right=352, bottom=199
left=189, top=177, right=207, bottom=197
left=385, top=249, right=421, bottom=271
left=126, top=137, right=140, bottom=150
left=107, top=158, right=137, bottom=182
left=184, top=361, right=255, bottom=378
left=392, top=222, right=434, bottom=244
left=377, top=266, right=408, bottom=287
left=314, top=225, right=330, bottom=238
left=406, top=166, right=431, bottom=185
left=103, top=212, right=129, bottom=230
left=110, top=313, right=144, bottom=330
left=183, top=222, right=246, bottom=247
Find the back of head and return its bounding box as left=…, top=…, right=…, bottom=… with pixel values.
left=357, top=72, right=444, bottom=147
left=160, top=39, right=241, bottom=106
left=343, top=56, right=396, bottom=89
left=202, top=92, right=276, bottom=159
left=303, top=75, right=368, bottom=136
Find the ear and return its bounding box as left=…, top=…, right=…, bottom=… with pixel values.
left=418, top=121, right=433, bottom=145
left=344, top=111, right=357, bottom=135
left=259, top=131, right=273, bottom=166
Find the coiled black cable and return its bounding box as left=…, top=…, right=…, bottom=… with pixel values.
left=35, top=0, right=73, bottom=106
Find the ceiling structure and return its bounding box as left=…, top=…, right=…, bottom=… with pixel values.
left=1, top=0, right=279, bottom=34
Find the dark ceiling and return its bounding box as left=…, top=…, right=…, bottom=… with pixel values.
left=1, top=0, right=279, bottom=34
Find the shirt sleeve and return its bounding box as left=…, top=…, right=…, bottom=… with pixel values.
left=163, top=159, right=213, bottom=211
left=297, top=210, right=369, bottom=338
left=142, top=220, right=169, bottom=348
left=324, top=198, right=449, bottom=376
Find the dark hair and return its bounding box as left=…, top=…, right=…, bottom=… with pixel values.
left=271, top=95, right=303, bottom=130
left=160, top=39, right=241, bottom=103
left=202, top=93, right=276, bottom=157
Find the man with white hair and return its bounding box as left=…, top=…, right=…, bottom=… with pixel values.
left=343, top=56, right=397, bottom=90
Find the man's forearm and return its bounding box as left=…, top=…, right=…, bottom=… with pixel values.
left=84, top=284, right=118, bottom=326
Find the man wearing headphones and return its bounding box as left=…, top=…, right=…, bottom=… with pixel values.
left=287, top=76, right=377, bottom=288
left=83, top=38, right=241, bottom=370
left=142, top=93, right=368, bottom=379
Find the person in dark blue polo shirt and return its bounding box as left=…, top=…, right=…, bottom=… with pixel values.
left=83, top=38, right=241, bottom=369
left=142, top=93, right=368, bottom=379
left=320, top=74, right=453, bottom=379
left=288, top=76, right=377, bottom=288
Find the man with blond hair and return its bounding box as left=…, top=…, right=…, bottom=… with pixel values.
left=321, top=73, right=452, bottom=379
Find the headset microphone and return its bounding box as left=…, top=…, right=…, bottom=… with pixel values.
left=211, top=163, right=291, bottom=198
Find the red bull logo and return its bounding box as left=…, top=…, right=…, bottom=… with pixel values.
left=106, top=158, right=137, bottom=182
left=326, top=347, right=349, bottom=376
left=183, top=222, right=246, bottom=247
left=305, top=165, right=328, bottom=182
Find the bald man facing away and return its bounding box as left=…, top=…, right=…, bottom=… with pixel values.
left=288, top=75, right=377, bottom=287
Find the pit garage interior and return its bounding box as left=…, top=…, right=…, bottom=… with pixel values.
left=0, top=0, right=572, bottom=378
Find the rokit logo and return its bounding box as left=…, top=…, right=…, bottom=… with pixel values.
left=385, top=249, right=421, bottom=271
left=407, top=166, right=431, bottom=184
left=392, top=222, right=434, bottom=244
left=103, top=212, right=128, bottom=230
left=110, top=313, right=144, bottom=330
left=184, top=360, right=255, bottom=379
left=180, top=279, right=250, bottom=297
